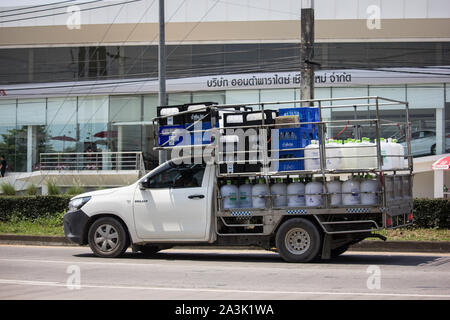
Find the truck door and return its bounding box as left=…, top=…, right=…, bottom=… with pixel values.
left=133, top=162, right=209, bottom=240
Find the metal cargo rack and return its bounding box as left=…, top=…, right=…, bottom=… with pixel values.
left=153, top=96, right=414, bottom=236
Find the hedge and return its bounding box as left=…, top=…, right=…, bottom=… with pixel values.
left=0, top=196, right=448, bottom=229
left=412, top=199, right=450, bottom=229
left=0, top=195, right=72, bottom=221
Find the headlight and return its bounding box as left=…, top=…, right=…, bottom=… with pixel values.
left=68, top=196, right=91, bottom=212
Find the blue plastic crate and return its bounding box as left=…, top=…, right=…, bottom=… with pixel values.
left=278, top=128, right=301, bottom=150
left=274, top=150, right=304, bottom=172
left=185, top=121, right=217, bottom=145
left=158, top=125, right=186, bottom=147
left=278, top=107, right=319, bottom=130
left=277, top=127, right=317, bottom=151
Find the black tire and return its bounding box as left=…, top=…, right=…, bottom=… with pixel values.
left=88, top=217, right=129, bottom=258
left=431, top=145, right=436, bottom=155
left=276, top=218, right=322, bottom=263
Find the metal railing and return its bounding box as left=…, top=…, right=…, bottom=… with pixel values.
left=39, top=151, right=145, bottom=174
left=153, top=96, right=413, bottom=177
left=153, top=96, right=414, bottom=213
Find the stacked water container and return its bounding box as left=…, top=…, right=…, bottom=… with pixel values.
left=276, top=107, right=319, bottom=172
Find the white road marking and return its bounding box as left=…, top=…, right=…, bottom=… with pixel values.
left=0, top=257, right=162, bottom=268
left=0, top=278, right=449, bottom=298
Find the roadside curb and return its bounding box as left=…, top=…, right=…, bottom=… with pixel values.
left=0, top=234, right=75, bottom=247
left=349, top=240, right=450, bottom=253
left=0, top=234, right=449, bottom=253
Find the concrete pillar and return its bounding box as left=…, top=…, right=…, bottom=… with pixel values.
left=434, top=169, right=444, bottom=198
left=436, top=108, right=445, bottom=155
left=41, top=183, right=48, bottom=196
left=27, top=126, right=37, bottom=172
left=117, top=125, right=123, bottom=170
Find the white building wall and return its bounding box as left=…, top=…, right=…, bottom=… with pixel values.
left=1, top=0, right=450, bottom=28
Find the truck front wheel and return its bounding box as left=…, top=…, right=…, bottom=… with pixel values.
left=276, top=218, right=321, bottom=263
left=88, top=217, right=129, bottom=258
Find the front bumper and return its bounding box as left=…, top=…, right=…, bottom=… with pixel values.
left=63, top=209, right=90, bottom=245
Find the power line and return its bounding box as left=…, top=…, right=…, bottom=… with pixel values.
left=0, top=0, right=100, bottom=18
left=0, top=0, right=75, bottom=14
left=49, top=0, right=154, bottom=136
left=10, top=0, right=157, bottom=188
left=166, top=0, right=222, bottom=60
left=0, top=0, right=143, bottom=24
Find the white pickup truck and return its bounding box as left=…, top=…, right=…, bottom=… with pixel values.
left=63, top=97, right=414, bottom=263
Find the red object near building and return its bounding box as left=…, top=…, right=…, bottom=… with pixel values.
left=431, top=156, right=450, bottom=170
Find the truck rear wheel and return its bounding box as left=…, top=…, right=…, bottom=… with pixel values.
left=88, top=217, right=129, bottom=258
left=276, top=218, right=321, bottom=263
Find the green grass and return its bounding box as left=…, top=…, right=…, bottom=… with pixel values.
left=46, top=181, right=61, bottom=195
left=0, top=183, right=16, bottom=196
left=0, top=214, right=448, bottom=242
left=25, top=184, right=38, bottom=196
left=0, top=212, right=65, bottom=236
left=375, top=228, right=450, bottom=242
left=66, top=185, right=84, bottom=196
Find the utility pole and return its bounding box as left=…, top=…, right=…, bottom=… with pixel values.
left=300, top=0, right=315, bottom=106
left=158, top=0, right=167, bottom=164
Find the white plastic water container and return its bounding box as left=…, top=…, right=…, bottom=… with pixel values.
left=271, top=178, right=287, bottom=208
left=398, top=140, right=405, bottom=169
left=339, top=139, right=348, bottom=169
left=392, top=139, right=405, bottom=169
left=341, top=139, right=357, bottom=170
left=287, top=178, right=306, bottom=207
left=335, top=140, right=344, bottom=169
left=326, top=139, right=342, bottom=170
left=238, top=180, right=253, bottom=208
left=354, top=140, right=363, bottom=169
left=360, top=177, right=379, bottom=205
left=349, top=139, right=359, bottom=169
left=391, top=138, right=400, bottom=168
left=305, top=140, right=320, bottom=171
left=359, top=137, right=378, bottom=169
left=342, top=177, right=361, bottom=205
left=305, top=179, right=323, bottom=207
left=252, top=178, right=269, bottom=209
left=326, top=178, right=342, bottom=206
left=220, top=180, right=239, bottom=209
left=388, top=138, right=397, bottom=168
left=380, top=138, right=394, bottom=170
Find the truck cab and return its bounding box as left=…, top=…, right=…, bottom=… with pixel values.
left=64, top=160, right=216, bottom=257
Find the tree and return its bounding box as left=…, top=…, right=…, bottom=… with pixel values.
left=0, top=125, right=53, bottom=172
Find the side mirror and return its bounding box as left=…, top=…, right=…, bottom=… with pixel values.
left=139, top=181, right=147, bottom=190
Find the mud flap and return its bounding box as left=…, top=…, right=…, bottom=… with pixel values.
left=321, top=233, right=332, bottom=260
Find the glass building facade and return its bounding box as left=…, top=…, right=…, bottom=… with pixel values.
left=0, top=42, right=449, bottom=172
left=1, top=42, right=449, bottom=85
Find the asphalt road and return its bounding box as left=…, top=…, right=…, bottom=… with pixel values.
left=0, top=245, right=449, bottom=300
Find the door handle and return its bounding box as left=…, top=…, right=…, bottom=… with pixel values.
left=188, top=194, right=205, bottom=199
